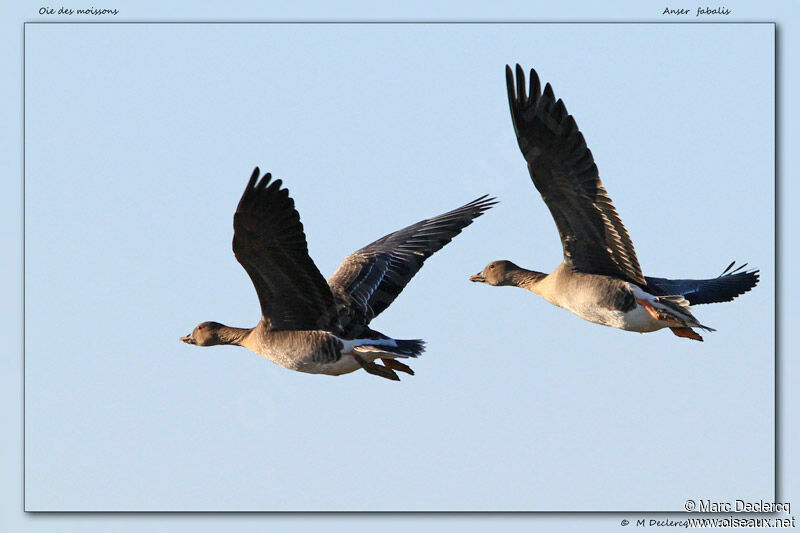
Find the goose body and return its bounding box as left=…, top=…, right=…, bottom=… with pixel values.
left=470, top=66, right=759, bottom=341
left=182, top=168, right=495, bottom=379
left=530, top=264, right=711, bottom=334
left=235, top=328, right=413, bottom=376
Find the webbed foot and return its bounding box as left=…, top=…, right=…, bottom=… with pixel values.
left=352, top=353, right=401, bottom=381
left=670, top=327, right=703, bottom=341
left=381, top=358, right=415, bottom=376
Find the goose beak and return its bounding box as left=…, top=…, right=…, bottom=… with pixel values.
left=180, top=334, right=195, bottom=344
left=470, top=273, right=485, bottom=283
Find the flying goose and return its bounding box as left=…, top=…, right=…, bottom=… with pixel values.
left=470, top=65, right=759, bottom=341
left=181, top=168, right=496, bottom=380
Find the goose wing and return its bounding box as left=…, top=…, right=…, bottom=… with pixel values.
left=506, top=64, right=646, bottom=286
left=645, top=262, right=760, bottom=305
left=328, top=195, right=496, bottom=335
left=233, top=168, right=338, bottom=331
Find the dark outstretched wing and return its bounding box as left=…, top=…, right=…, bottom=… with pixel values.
left=645, top=261, right=760, bottom=306
left=506, top=64, right=646, bottom=286
left=233, top=168, right=338, bottom=331
left=328, top=195, right=497, bottom=334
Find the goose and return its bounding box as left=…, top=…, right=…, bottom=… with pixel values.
left=470, top=65, right=759, bottom=341
left=181, top=168, right=496, bottom=379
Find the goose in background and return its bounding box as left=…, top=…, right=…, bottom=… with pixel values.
left=470, top=65, right=758, bottom=341
left=182, top=167, right=496, bottom=379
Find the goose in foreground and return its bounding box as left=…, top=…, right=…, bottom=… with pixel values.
left=470, top=65, right=759, bottom=341
left=181, top=168, right=496, bottom=380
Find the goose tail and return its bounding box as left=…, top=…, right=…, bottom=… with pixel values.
left=353, top=339, right=426, bottom=358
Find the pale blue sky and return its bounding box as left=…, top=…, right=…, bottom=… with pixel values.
left=3, top=1, right=797, bottom=532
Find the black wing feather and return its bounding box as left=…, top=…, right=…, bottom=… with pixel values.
left=233, top=168, right=339, bottom=331
left=506, top=64, right=646, bottom=286
left=645, top=262, right=760, bottom=305
left=328, top=196, right=497, bottom=336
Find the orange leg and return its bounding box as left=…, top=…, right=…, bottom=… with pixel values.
left=636, top=298, right=684, bottom=325
left=638, top=298, right=702, bottom=341
left=636, top=298, right=661, bottom=321
left=352, top=353, right=401, bottom=381
left=670, top=327, right=703, bottom=342
left=381, top=358, right=415, bottom=375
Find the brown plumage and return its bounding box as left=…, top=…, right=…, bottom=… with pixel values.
left=183, top=168, right=496, bottom=377
left=471, top=65, right=759, bottom=341
left=506, top=64, right=645, bottom=286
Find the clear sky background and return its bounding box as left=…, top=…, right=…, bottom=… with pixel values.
left=3, top=1, right=796, bottom=532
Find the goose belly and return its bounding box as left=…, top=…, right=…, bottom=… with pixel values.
left=246, top=331, right=391, bottom=376
left=307, top=355, right=363, bottom=376
left=616, top=304, right=670, bottom=332
left=301, top=338, right=403, bottom=375
left=557, top=293, right=669, bottom=333
left=246, top=330, right=352, bottom=374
